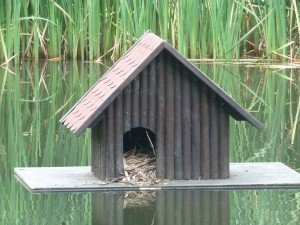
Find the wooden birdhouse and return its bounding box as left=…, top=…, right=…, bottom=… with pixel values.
left=60, top=31, right=262, bottom=181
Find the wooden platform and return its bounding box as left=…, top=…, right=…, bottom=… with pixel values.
left=14, top=162, right=300, bottom=193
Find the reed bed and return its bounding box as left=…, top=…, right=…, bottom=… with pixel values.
left=0, top=0, right=300, bottom=63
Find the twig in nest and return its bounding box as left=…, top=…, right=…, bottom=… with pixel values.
left=145, top=131, right=156, bottom=157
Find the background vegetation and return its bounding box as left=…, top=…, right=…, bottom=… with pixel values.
left=0, top=0, right=300, bottom=63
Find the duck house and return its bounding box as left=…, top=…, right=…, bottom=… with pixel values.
left=60, top=31, right=263, bottom=181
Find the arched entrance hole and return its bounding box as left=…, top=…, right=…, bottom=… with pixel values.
left=123, top=127, right=157, bottom=183
left=123, top=127, right=156, bottom=154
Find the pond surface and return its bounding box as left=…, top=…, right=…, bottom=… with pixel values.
left=0, top=61, right=299, bottom=224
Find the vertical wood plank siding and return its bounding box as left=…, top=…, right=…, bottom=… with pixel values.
left=91, top=51, right=230, bottom=180
left=165, top=56, right=175, bottom=179
left=219, top=106, right=230, bottom=178
left=181, top=70, right=192, bottom=180
left=156, top=53, right=166, bottom=178
left=123, top=84, right=131, bottom=132
left=105, top=104, right=115, bottom=178
left=174, top=64, right=183, bottom=180
left=91, top=125, right=100, bottom=178
left=99, top=118, right=106, bottom=180
left=210, top=94, right=219, bottom=179
left=114, top=95, right=124, bottom=177
left=140, top=68, right=148, bottom=127
left=200, top=86, right=210, bottom=179
left=131, top=77, right=140, bottom=128
left=148, top=59, right=156, bottom=132
left=191, top=78, right=201, bottom=179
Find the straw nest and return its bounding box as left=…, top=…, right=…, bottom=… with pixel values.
left=120, top=148, right=161, bottom=185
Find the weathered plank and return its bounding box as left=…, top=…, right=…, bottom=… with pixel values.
left=131, top=77, right=140, bottom=128
left=156, top=53, right=166, bottom=179
left=191, top=79, right=201, bottom=179
left=210, top=94, right=219, bottom=179
left=91, top=125, right=101, bottom=178
left=148, top=59, right=156, bottom=132
left=123, top=84, right=131, bottom=132
left=182, top=71, right=192, bottom=180
left=114, top=95, right=124, bottom=177
left=99, top=118, right=106, bottom=180
left=200, top=86, right=210, bottom=179
left=219, top=106, right=230, bottom=178
left=165, top=56, right=175, bottom=179
left=174, top=64, right=183, bottom=180
left=105, top=105, right=115, bottom=178
left=140, top=67, right=148, bottom=128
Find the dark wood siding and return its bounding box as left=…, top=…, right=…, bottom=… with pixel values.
left=91, top=50, right=230, bottom=180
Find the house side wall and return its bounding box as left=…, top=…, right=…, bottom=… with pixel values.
left=92, top=51, right=230, bottom=180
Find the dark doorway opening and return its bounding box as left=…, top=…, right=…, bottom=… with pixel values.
left=122, top=127, right=157, bottom=183
left=123, top=127, right=156, bottom=154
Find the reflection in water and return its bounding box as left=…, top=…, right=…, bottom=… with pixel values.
left=92, top=190, right=229, bottom=225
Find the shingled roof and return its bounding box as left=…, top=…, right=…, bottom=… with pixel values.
left=60, top=31, right=263, bottom=136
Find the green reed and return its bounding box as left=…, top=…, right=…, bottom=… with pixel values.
left=0, top=0, right=299, bottom=63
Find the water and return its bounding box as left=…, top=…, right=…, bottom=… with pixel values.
left=0, top=61, right=299, bottom=224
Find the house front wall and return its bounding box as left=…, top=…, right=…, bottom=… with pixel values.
left=91, top=50, right=229, bottom=180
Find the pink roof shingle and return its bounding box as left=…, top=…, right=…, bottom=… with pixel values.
left=60, top=32, right=165, bottom=135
